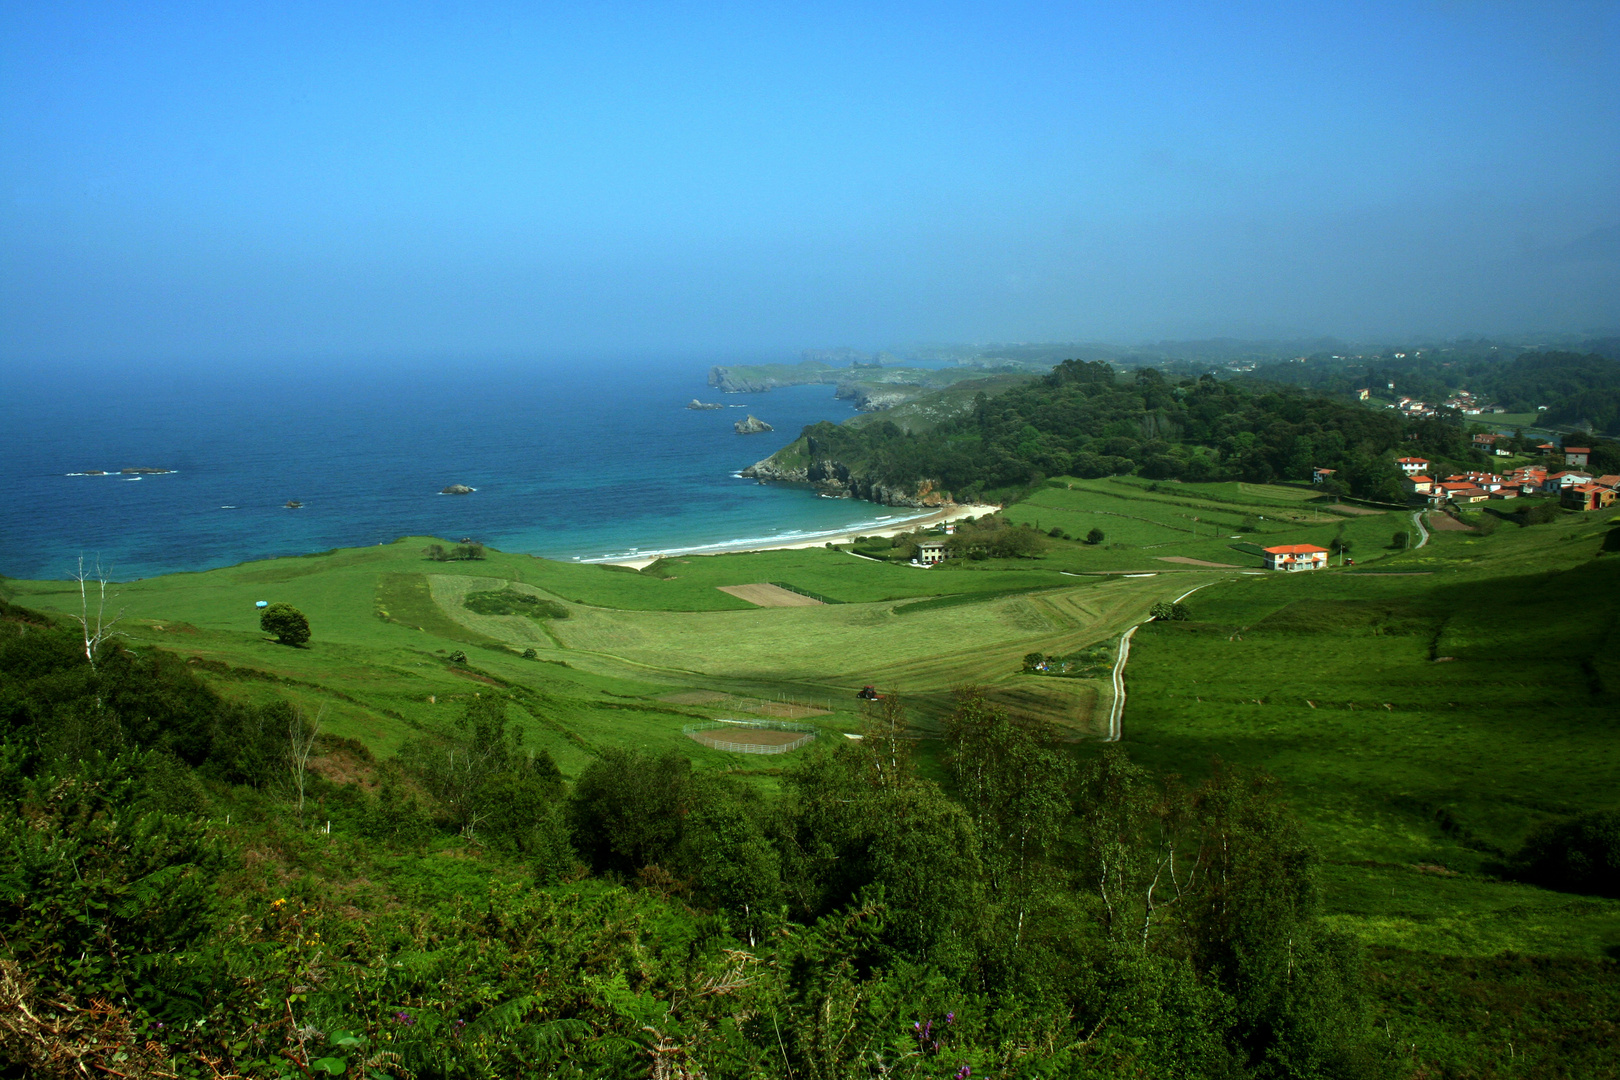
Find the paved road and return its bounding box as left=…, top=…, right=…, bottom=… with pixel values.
left=1411, top=511, right=1429, bottom=549
left=1105, top=580, right=1221, bottom=742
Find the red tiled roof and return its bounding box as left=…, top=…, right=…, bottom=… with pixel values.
left=1263, top=544, right=1329, bottom=555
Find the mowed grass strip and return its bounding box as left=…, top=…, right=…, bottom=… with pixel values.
left=716, top=583, right=823, bottom=607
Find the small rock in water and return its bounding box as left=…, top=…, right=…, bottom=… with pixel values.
left=734, top=415, right=773, bottom=434
left=441, top=484, right=475, bottom=495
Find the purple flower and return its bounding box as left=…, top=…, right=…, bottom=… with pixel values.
left=394, top=1011, right=415, bottom=1026
left=946, top=1012, right=955, bottom=1023
left=955, top=1066, right=972, bottom=1079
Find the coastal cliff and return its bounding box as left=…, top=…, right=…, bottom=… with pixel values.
left=739, top=428, right=952, bottom=507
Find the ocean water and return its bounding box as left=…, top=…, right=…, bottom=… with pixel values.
left=1, top=359, right=922, bottom=582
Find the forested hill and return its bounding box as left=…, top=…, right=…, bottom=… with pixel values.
left=747, top=359, right=1470, bottom=505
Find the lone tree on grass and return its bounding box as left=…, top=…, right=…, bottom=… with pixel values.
left=1392, top=530, right=1409, bottom=549
left=1085, top=527, right=1105, bottom=545
left=260, top=602, right=311, bottom=646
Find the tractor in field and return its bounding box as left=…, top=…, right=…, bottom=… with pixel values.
left=856, top=685, right=884, bottom=700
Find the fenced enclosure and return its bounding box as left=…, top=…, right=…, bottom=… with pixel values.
left=683, top=719, right=819, bottom=755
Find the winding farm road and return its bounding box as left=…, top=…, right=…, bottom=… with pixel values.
left=1411, top=511, right=1429, bottom=549
left=1105, top=580, right=1222, bottom=742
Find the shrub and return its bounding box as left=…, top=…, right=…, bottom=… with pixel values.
left=259, top=603, right=310, bottom=646
left=1085, top=528, right=1105, bottom=545
left=1512, top=810, right=1620, bottom=897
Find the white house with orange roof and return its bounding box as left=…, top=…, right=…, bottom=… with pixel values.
left=1402, top=474, right=1433, bottom=496
left=1396, top=457, right=1429, bottom=476
left=1540, top=471, right=1593, bottom=494
left=1262, top=544, right=1329, bottom=571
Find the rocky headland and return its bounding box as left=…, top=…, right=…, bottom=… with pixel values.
left=708, top=361, right=842, bottom=394
left=739, top=428, right=953, bottom=508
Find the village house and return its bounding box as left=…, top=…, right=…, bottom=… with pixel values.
left=1312, top=467, right=1337, bottom=485
left=1540, top=471, right=1593, bottom=494
left=1489, top=487, right=1520, bottom=500
left=914, top=539, right=949, bottom=566
left=1561, top=483, right=1616, bottom=512
left=1537, top=442, right=1557, bottom=456
left=1262, top=544, right=1329, bottom=571
left=1402, top=474, right=1433, bottom=496
left=1443, top=472, right=1503, bottom=492
left=1355, top=388, right=1371, bottom=400
left=1506, top=466, right=1547, bottom=493
left=1593, top=475, right=1620, bottom=491
left=1396, top=457, right=1429, bottom=476
left=1564, top=447, right=1590, bottom=468
left=1430, top=481, right=1487, bottom=505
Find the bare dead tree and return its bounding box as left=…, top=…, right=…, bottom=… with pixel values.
left=288, top=704, right=324, bottom=814
left=69, top=555, right=124, bottom=669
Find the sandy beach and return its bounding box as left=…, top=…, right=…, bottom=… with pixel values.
left=602, top=502, right=1003, bottom=570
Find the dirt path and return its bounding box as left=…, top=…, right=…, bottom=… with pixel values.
left=1105, top=625, right=1138, bottom=741
left=1107, top=580, right=1220, bottom=742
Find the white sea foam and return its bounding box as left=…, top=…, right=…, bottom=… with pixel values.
left=575, top=508, right=940, bottom=563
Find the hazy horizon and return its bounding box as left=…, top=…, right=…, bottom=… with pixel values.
left=3, top=2, right=1617, bottom=369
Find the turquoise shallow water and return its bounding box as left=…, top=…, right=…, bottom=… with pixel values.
left=1, top=358, right=924, bottom=582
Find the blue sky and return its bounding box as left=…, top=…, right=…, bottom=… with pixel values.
left=2, top=1, right=1616, bottom=365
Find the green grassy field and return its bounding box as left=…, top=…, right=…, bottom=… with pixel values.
left=999, top=475, right=1409, bottom=571
left=1, top=536, right=1187, bottom=773
left=1117, top=504, right=1620, bottom=962
left=6, top=495, right=1618, bottom=993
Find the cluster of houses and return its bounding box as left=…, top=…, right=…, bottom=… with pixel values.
left=1356, top=386, right=1509, bottom=418
left=1391, top=449, right=1617, bottom=511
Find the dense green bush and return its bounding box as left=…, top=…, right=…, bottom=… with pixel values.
left=1512, top=810, right=1620, bottom=897
left=259, top=602, right=310, bottom=646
